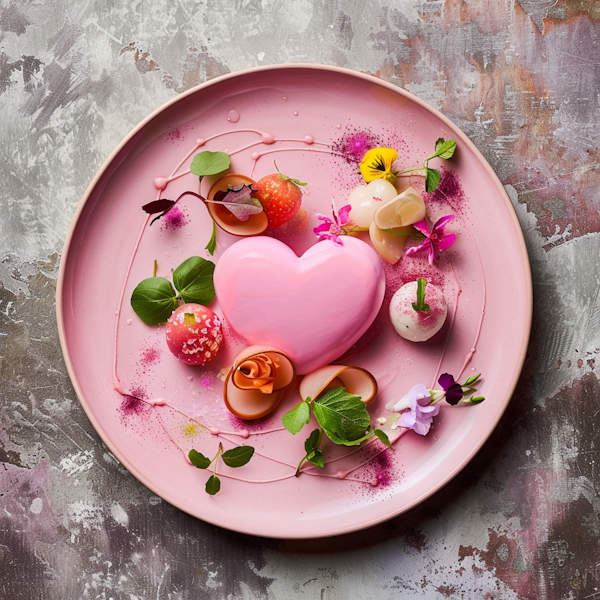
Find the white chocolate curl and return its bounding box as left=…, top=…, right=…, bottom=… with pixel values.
left=373, top=186, right=426, bottom=230
left=224, top=345, right=296, bottom=419
left=299, top=365, right=377, bottom=404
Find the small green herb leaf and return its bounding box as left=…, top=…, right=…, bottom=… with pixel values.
left=373, top=429, right=391, bottom=447
left=190, top=151, right=231, bottom=177
left=173, top=256, right=216, bottom=305
left=433, top=138, right=457, bottom=160
left=470, top=396, right=485, bottom=404
left=304, top=429, right=321, bottom=454
left=221, top=446, right=255, bottom=468
left=412, top=278, right=430, bottom=312
left=425, top=167, right=441, bottom=193
left=205, top=474, right=221, bottom=495
left=189, top=449, right=211, bottom=469
left=282, top=401, right=311, bottom=435
left=205, top=220, right=217, bottom=255
left=130, top=277, right=178, bottom=324
left=313, top=387, right=371, bottom=443
left=306, top=448, right=325, bottom=468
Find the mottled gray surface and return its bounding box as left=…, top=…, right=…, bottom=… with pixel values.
left=2, top=1, right=600, bottom=598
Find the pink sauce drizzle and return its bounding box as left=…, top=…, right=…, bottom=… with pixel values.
left=112, top=124, right=487, bottom=488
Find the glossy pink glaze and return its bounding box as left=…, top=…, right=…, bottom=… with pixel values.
left=214, top=236, right=385, bottom=374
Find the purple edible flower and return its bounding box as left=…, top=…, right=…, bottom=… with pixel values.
left=390, top=383, right=440, bottom=436
left=313, top=201, right=351, bottom=246
left=405, top=215, right=456, bottom=265
left=438, top=373, right=464, bottom=405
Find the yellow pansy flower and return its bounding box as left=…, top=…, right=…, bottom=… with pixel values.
left=359, top=147, right=398, bottom=184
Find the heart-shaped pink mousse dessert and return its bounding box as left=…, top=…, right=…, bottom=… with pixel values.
left=214, top=236, right=385, bottom=375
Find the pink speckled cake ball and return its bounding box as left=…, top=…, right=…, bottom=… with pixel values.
left=165, top=303, right=223, bottom=365
left=390, top=279, right=447, bottom=342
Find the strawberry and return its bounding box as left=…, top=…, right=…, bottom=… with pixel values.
left=253, top=164, right=306, bottom=229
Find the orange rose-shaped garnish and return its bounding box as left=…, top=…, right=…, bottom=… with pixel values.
left=232, top=353, right=280, bottom=394
left=224, top=346, right=296, bottom=420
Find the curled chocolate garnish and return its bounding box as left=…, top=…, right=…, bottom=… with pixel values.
left=299, top=364, right=377, bottom=404
left=206, top=175, right=268, bottom=236
left=224, top=345, right=296, bottom=419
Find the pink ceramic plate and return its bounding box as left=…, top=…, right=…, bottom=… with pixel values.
left=57, top=65, right=532, bottom=539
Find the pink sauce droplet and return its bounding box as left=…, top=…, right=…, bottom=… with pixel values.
left=261, top=132, right=275, bottom=144
left=251, top=151, right=260, bottom=160
left=293, top=111, right=298, bottom=116
left=283, top=96, right=288, bottom=102
left=196, top=138, right=206, bottom=147
left=336, top=123, right=342, bottom=129
left=154, top=176, right=168, bottom=190
left=227, top=110, right=240, bottom=123
left=148, top=397, right=166, bottom=406
left=304, top=134, right=314, bottom=145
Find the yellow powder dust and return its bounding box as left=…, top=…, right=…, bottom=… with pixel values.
left=182, top=423, right=199, bottom=437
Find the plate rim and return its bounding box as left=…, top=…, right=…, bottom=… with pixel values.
left=56, top=63, right=533, bottom=538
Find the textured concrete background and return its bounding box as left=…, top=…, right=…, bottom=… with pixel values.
left=1, top=1, right=600, bottom=598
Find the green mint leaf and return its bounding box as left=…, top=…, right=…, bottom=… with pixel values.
left=306, top=448, right=325, bottom=469
left=205, top=220, right=217, bottom=255
left=425, top=167, right=441, bottom=193
left=412, top=278, right=430, bottom=312
left=190, top=151, right=231, bottom=177
left=188, top=449, right=211, bottom=469
left=282, top=401, right=311, bottom=435
left=173, top=256, right=216, bottom=305
left=304, top=429, right=321, bottom=454
left=130, top=277, right=178, bottom=324
left=373, top=429, right=391, bottom=447
left=433, top=138, right=457, bottom=160
left=322, top=427, right=374, bottom=447
left=313, top=387, right=371, bottom=442
left=221, top=446, right=255, bottom=468
left=205, top=474, right=221, bottom=495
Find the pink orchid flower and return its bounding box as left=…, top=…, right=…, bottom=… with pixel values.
left=405, top=215, right=456, bottom=265
left=386, top=383, right=440, bottom=436
left=313, top=201, right=352, bottom=246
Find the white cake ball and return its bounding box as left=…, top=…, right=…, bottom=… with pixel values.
left=390, top=280, right=447, bottom=342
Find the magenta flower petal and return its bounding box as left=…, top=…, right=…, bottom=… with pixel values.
left=405, top=239, right=430, bottom=256
left=406, top=214, right=456, bottom=263
left=314, top=201, right=349, bottom=245
left=411, top=219, right=431, bottom=236
left=337, top=204, right=352, bottom=225
left=313, top=222, right=332, bottom=234
left=431, top=214, right=454, bottom=233
left=435, top=233, right=456, bottom=252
